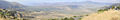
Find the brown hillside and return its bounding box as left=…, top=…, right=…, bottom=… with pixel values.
left=82, top=9, right=120, bottom=20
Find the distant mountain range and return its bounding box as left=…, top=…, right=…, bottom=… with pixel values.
left=24, top=1, right=115, bottom=15
left=0, top=0, right=117, bottom=15
left=29, top=1, right=113, bottom=6
left=21, top=1, right=119, bottom=19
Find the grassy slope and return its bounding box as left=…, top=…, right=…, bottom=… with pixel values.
left=0, top=16, right=5, bottom=20
left=82, top=9, right=120, bottom=20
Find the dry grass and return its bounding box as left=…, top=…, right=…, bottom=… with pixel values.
left=0, top=17, right=5, bottom=20
left=82, top=9, right=120, bottom=20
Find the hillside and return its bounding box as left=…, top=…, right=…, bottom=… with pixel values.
left=82, top=9, right=120, bottom=20
left=82, top=3, right=120, bottom=20
left=0, top=17, right=5, bottom=20
left=0, top=0, right=25, bottom=20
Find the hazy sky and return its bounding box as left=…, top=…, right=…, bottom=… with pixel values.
left=6, top=0, right=120, bottom=3
left=5, top=0, right=120, bottom=6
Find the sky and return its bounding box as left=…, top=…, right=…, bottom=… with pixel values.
left=5, top=0, right=120, bottom=6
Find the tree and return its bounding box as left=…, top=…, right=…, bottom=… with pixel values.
left=78, top=18, right=82, bottom=20
left=69, top=17, right=74, bottom=20
left=51, top=19, right=57, bottom=20
left=48, top=19, right=57, bottom=20
left=73, top=16, right=77, bottom=17
left=117, top=6, right=120, bottom=9
left=98, top=9, right=105, bottom=13
left=63, top=17, right=69, bottom=20
left=111, top=6, right=115, bottom=9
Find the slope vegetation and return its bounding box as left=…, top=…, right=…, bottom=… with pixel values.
left=82, top=9, right=120, bottom=20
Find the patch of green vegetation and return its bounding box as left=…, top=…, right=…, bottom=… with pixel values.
left=73, top=16, right=77, bottom=17
left=0, top=12, right=3, bottom=14
left=48, top=18, right=58, bottom=20
left=48, top=15, right=86, bottom=20
left=78, top=18, right=82, bottom=20
left=111, top=6, right=115, bottom=9
left=98, top=9, right=106, bottom=13
left=97, top=5, right=120, bottom=13
left=48, top=17, right=75, bottom=20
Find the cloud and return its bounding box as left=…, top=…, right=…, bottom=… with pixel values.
left=89, top=0, right=120, bottom=3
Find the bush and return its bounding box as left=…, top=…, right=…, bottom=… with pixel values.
left=78, top=18, right=82, bottom=20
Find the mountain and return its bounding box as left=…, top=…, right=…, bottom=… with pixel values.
left=28, top=1, right=113, bottom=6
left=24, top=1, right=114, bottom=15
left=10, top=2, right=25, bottom=8
left=0, top=0, right=25, bottom=11
left=0, top=0, right=11, bottom=9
